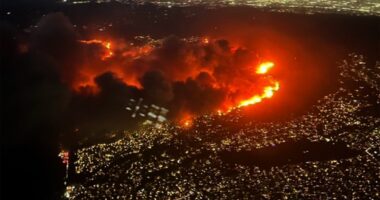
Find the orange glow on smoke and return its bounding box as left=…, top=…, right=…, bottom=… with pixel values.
left=179, top=114, right=194, bottom=128
left=74, top=39, right=148, bottom=93
left=76, top=37, right=281, bottom=121
left=256, top=62, right=274, bottom=74
left=183, top=120, right=192, bottom=128
left=180, top=61, right=280, bottom=123
left=122, top=45, right=153, bottom=58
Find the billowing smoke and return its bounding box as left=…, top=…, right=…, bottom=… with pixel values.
left=2, top=12, right=279, bottom=141
left=31, top=13, right=84, bottom=85
left=29, top=13, right=279, bottom=127
left=72, top=34, right=278, bottom=119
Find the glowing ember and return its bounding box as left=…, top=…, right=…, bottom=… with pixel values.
left=184, top=120, right=192, bottom=127
left=202, top=37, right=210, bottom=44
left=178, top=113, right=194, bottom=128
left=256, top=62, right=274, bottom=74
left=180, top=118, right=193, bottom=128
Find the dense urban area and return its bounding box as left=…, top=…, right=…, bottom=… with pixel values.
left=58, top=0, right=380, bottom=16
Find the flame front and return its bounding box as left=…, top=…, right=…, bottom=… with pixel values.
left=180, top=62, right=280, bottom=127
left=79, top=39, right=114, bottom=60
left=238, top=81, right=279, bottom=107
left=256, top=62, right=274, bottom=74
left=237, top=62, right=280, bottom=108
left=183, top=61, right=280, bottom=125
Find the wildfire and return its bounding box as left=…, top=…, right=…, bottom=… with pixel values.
left=179, top=114, right=194, bottom=128
left=237, top=62, right=279, bottom=108
left=183, top=120, right=192, bottom=128
left=76, top=37, right=281, bottom=126
left=121, top=45, right=153, bottom=59
left=256, top=62, right=274, bottom=74
left=180, top=61, right=280, bottom=128
left=79, top=39, right=113, bottom=60
left=238, top=81, right=280, bottom=107
left=202, top=37, right=210, bottom=44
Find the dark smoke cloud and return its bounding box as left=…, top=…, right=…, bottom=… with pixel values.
left=170, top=77, right=226, bottom=118
left=1, top=17, right=70, bottom=199
left=139, top=70, right=173, bottom=104
left=32, top=13, right=84, bottom=84
left=67, top=72, right=141, bottom=138
left=2, top=12, right=272, bottom=146
left=2, top=12, right=271, bottom=149
left=66, top=32, right=266, bottom=125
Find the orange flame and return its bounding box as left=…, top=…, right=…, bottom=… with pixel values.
left=179, top=113, right=194, bottom=128
left=79, top=39, right=113, bottom=60
left=73, top=38, right=152, bottom=93
left=237, top=61, right=279, bottom=108
left=238, top=81, right=279, bottom=107
left=77, top=37, right=280, bottom=122
left=180, top=61, right=280, bottom=121
left=202, top=37, right=210, bottom=44
left=256, top=62, right=274, bottom=74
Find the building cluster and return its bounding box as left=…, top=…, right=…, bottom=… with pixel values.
left=67, top=54, right=380, bottom=199
left=62, top=0, right=380, bottom=16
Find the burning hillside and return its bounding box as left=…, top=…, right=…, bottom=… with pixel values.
left=73, top=36, right=281, bottom=123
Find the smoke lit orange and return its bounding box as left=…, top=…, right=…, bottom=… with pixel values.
left=75, top=37, right=281, bottom=123
left=179, top=59, right=280, bottom=127
left=179, top=113, right=194, bottom=128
